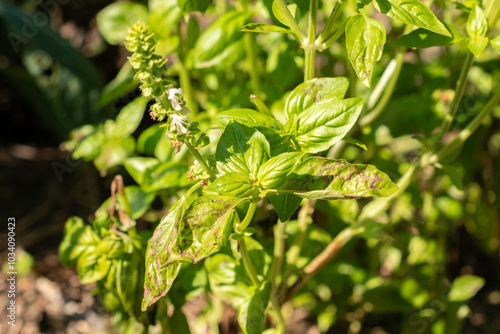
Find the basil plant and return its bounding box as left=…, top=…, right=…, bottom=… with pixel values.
left=58, top=0, right=500, bottom=332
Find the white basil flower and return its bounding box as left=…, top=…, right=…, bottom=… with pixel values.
left=167, top=88, right=184, bottom=111
left=170, top=114, right=189, bottom=134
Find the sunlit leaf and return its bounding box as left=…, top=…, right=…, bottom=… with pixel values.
left=285, top=77, right=350, bottom=117
left=345, top=14, right=386, bottom=87
left=448, top=275, right=485, bottom=302
left=96, top=2, right=149, bottom=45
left=205, top=173, right=259, bottom=198
left=216, top=121, right=270, bottom=176
left=373, top=0, right=451, bottom=37
left=292, top=98, right=364, bottom=153
left=259, top=155, right=398, bottom=200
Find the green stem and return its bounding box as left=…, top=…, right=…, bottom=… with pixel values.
left=184, top=140, right=216, bottom=182
left=270, top=220, right=286, bottom=290
left=274, top=0, right=306, bottom=44
left=178, top=62, right=198, bottom=115
left=270, top=296, right=285, bottom=332
left=430, top=87, right=500, bottom=164
left=366, top=57, right=397, bottom=110
left=308, top=0, right=318, bottom=44
left=317, top=0, right=346, bottom=44
left=177, top=26, right=198, bottom=115
left=236, top=201, right=258, bottom=233
left=244, top=33, right=263, bottom=96
left=304, top=46, right=316, bottom=82
left=251, top=94, right=274, bottom=118
left=486, top=0, right=500, bottom=34
left=239, top=238, right=260, bottom=286
left=359, top=48, right=406, bottom=128
left=317, top=19, right=348, bottom=51
left=304, top=0, right=319, bottom=82
left=437, top=53, right=474, bottom=139
left=268, top=221, right=286, bottom=331
left=282, top=199, right=313, bottom=289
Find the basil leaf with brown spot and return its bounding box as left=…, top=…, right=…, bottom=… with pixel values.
left=142, top=189, right=242, bottom=310
left=345, top=14, right=386, bottom=87
left=262, top=156, right=398, bottom=200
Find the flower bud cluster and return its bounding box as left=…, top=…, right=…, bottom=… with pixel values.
left=124, top=22, right=210, bottom=154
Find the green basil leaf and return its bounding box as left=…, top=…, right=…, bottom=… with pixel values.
left=285, top=77, right=349, bottom=117
left=241, top=23, right=292, bottom=34
left=214, top=109, right=283, bottom=132
left=115, top=97, right=148, bottom=138
left=98, top=62, right=138, bottom=108
left=77, top=252, right=112, bottom=284
left=259, top=152, right=306, bottom=220
left=205, top=173, right=259, bottom=198
left=140, top=161, right=192, bottom=192
left=206, top=254, right=250, bottom=285
left=256, top=152, right=304, bottom=189
left=269, top=194, right=303, bottom=222
left=93, top=137, right=135, bottom=171
left=214, top=109, right=286, bottom=153
left=345, top=14, right=386, bottom=88
left=466, top=5, right=489, bottom=57
left=467, top=36, right=489, bottom=57
left=466, top=5, right=488, bottom=39
left=126, top=186, right=156, bottom=219
left=343, top=137, right=367, bottom=150
left=272, top=0, right=300, bottom=27
left=294, top=98, right=364, bottom=153
left=96, top=238, right=124, bottom=258
left=193, top=11, right=252, bottom=68
left=72, top=129, right=104, bottom=161
left=238, top=288, right=266, bottom=334
left=373, top=0, right=451, bottom=37
left=58, top=217, right=100, bottom=267
left=392, top=23, right=465, bottom=48
left=447, top=275, right=485, bottom=302
left=124, top=157, right=159, bottom=186
left=177, top=0, right=211, bottom=13
left=142, top=184, right=201, bottom=311
left=96, top=2, right=149, bottom=45
left=137, top=124, right=164, bottom=156
left=216, top=121, right=271, bottom=176
left=262, top=156, right=399, bottom=199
